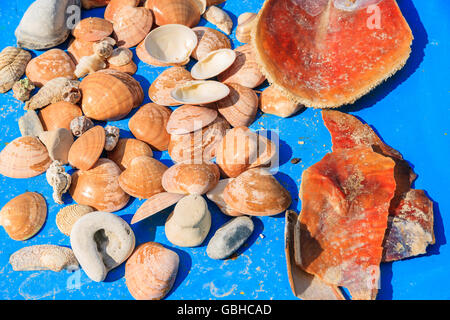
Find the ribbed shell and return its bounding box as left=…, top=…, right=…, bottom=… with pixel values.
left=107, top=138, right=153, bottom=170
left=105, top=0, right=139, bottom=21
left=145, top=0, right=201, bottom=27
left=98, top=69, right=144, bottom=108
left=191, top=27, right=231, bottom=61
left=113, top=6, right=153, bottom=48
left=72, top=17, right=113, bottom=42
left=26, top=49, right=75, bottom=87
left=131, top=192, right=184, bottom=224
left=56, top=204, right=95, bottom=236
left=68, top=126, right=106, bottom=171
left=148, top=67, right=193, bottom=106
left=166, top=105, right=218, bottom=135
left=206, top=178, right=242, bottom=216
left=39, top=102, right=83, bottom=131
left=0, top=47, right=32, bottom=93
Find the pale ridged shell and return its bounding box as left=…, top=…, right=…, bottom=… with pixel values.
left=68, top=126, right=106, bottom=171
left=125, top=242, right=179, bottom=300
left=119, top=156, right=168, bottom=199
left=26, top=49, right=75, bottom=87
left=148, top=67, right=193, bottom=106
left=0, top=47, right=32, bottom=93
left=72, top=18, right=113, bottom=42
left=67, top=38, right=95, bottom=65
left=107, top=138, right=153, bottom=170
left=105, top=0, right=139, bottom=21
left=206, top=179, right=243, bottom=216
left=39, top=102, right=83, bottom=131
left=0, top=136, right=51, bottom=178
left=82, top=0, right=111, bottom=9
left=0, top=192, right=46, bottom=241
left=56, top=204, right=95, bottom=236
left=69, top=158, right=130, bottom=212
left=131, top=192, right=184, bottom=224
left=166, top=105, right=218, bottom=135
left=145, top=0, right=201, bottom=27
left=113, top=6, right=153, bottom=48
left=191, top=27, right=231, bottom=61
left=129, top=103, right=172, bottom=151
left=170, top=80, right=230, bottom=105
left=259, top=85, right=304, bottom=118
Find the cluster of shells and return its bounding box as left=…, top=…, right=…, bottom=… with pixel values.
left=0, top=0, right=301, bottom=300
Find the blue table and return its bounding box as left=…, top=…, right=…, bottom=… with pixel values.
left=0, top=0, right=448, bottom=300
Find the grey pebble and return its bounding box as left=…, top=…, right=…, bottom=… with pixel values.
left=18, top=110, right=44, bottom=137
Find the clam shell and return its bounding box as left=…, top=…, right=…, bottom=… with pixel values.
left=136, top=39, right=177, bottom=67
left=206, top=179, right=243, bottom=216
left=145, top=0, right=201, bottom=27
left=69, top=158, right=130, bottom=212
left=67, top=38, right=95, bottom=65
left=191, top=49, right=236, bottom=80
left=223, top=168, right=292, bottom=216
left=39, top=102, right=82, bottom=131
left=0, top=136, right=51, bottom=178
left=148, top=67, right=193, bottom=106
left=216, top=83, right=259, bottom=127
left=68, top=126, right=106, bottom=171
left=107, top=60, right=137, bottom=75
left=105, top=0, right=139, bottom=21
left=0, top=192, right=46, bottom=241
left=191, top=27, right=231, bottom=61
left=170, top=80, right=230, bottom=105
left=218, top=44, right=266, bottom=89
left=129, top=103, right=172, bottom=151
left=259, top=85, right=304, bottom=118
left=98, top=69, right=144, bottom=108
left=162, top=162, right=220, bottom=195
left=0, top=47, right=32, bottom=93
left=125, top=242, right=179, bottom=300
left=113, top=6, right=153, bottom=48
left=26, top=49, right=76, bottom=87
left=108, top=48, right=133, bottom=66
left=107, top=138, right=153, bottom=170
left=166, top=105, right=218, bottom=135
left=82, top=0, right=111, bottom=9
left=131, top=192, right=184, bottom=224
left=72, top=17, right=113, bottom=42
left=56, top=204, right=95, bottom=236
left=119, top=156, right=168, bottom=199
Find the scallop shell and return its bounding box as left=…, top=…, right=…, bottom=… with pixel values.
left=0, top=136, right=51, bottom=178
left=0, top=192, right=46, bottom=241
left=202, top=6, right=233, bottom=35
left=131, top=192, right=184, bottom=224
left=39, top=102, right=82, bottom=131
left=218, top=44, right=266, bottom=89
left=125, top=242, right=179, bottom=300
left=82, top=0, right=111, bottom=9
left=113, top=5, right=153, bottom=48
left=104, top=0, right=139, bottom=21
left=162, top=162, right=220, bottom=195
left=69, top=158, right=130, bottom=212
left=26, top=49, right=76, bottom=87
left=129, top=103, right=172, bottom=151
left=191, top=49, right=236, bottom=80
left=98, top=69, right=144, bottom=108
left=56, top=204, right=95, bottom=236
left=72, top=18, right=113, bottom=42
left=0, top=47, right=32, bottom=93
left=259, top=85, right=304, bottom=118
left=107, top=60, right=137, bottom=75
left=68, top=126, right=106, bottom=171
left=148, top=67, right=193, bottom=106
left=107, top=138, right=153, bottom=170
left=166, top=105, right=218, bottom=135
left=171, top=80, right=230, bottom=105
left=145, top=0, right=201, bottom=27
left=223, top=168, right=292, bottom=216
left=67, top=38, right=95, bottom=65
left=191, top=27, right=231, bottom=61
left=236, top=12, right=257, bottom=44
left=206, top=179, right=243, bottom=216
left=119, top=156, right=167, bottom=199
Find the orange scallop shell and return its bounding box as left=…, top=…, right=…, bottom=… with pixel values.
left=131, top=192, right=184, bottom=224
left=39, top=102, right=83, bottom=131
left=166, top=105, right=218, bottom=135
left=191, top=27, right=231, bottom=61
left=105, top=0, right=139, bottom=21
left=69, top=158, right=130, bottom=212
left=0, top=136, right=52, bottom=179
left=98, top=69, right=144, bottom=108
left=113, top=6, right=153, bottom=48
left=72, top=17, right=114, bottom=42
left=67, top=38, right=95, bottom=65
left=148, top=67, right=193, bottom=106
left=68, top=126, right=106, bottom=171
left=107, top=138, right=153, bottom=170
left=145, top=0, right=201, bottom=27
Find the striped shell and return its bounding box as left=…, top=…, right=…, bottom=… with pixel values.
left=68, top=126, right=106, bottom=171
left=56, top=204, right=95, bottom=236
left=39, top=102, right=83, bottom=131
left=206, top=178, right=243, bottom=216
left=107, top=138, right=153, bottom=170
left=26, top=49, right=75, bottom=87
left=113, top=6, right=153, bottom=48
left=166, top=105, right=218, bottom=135
left=72, top=17, right=114, bottom=42
left=0, top=47, right=32, bottom=93
left=105, top=0, right=139, bottom=21
left=145, top=0, right=201, bottom=27
left=131, top=192, right=184, bottom=224
left=191, top=27, right=231, bottom=61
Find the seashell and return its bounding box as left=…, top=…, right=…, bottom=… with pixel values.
left=202, top=6, right=233, bottom=35
left=170, top=80, right=230, bottom=105
left=136, top=39, right=176, bottom=67
left=129, top=103, right=172, bottom=151
left=69, top=158, right=130, bottom=212
left=162, top=162, right=220, bottom=195
left=108, top=48, right=133, bottom=66
left=46, top=160, right=72, bottom=204
left=74, top=54, right=107, bottom=78
left=165, top=195, right=211, bottom=247
left=0, top=192, right=46, bottom=241
left=15, top=0, right=81, bottom=50
left=191, top=49, right=236, bottom=80
left=148, top=67, right=193, bottom=106
left=249, top=134, right=277, bottom=170
left=166, top=105, right=218, bottom=135
left=125, top=242, right=179, bottom=300
left=216, top=83, right=259, bottom=127
left=10, top=245, right=79, bottom=272
left=259, top=85, right=305, bottom=118
left=217, top=44, right=266, bottom=89
left=206, top=0, right=226, bottom=5
left=70, top=211, right=135, bottom=282
left=104, top=0, right=139, bottom=21
left=68, top=39, right=95, bottom=65
left=107, top=60, right=137, bottom=75
left=119, top=156, right=168, bottom=199
left=72, top=18, right=113, bottom=42
left=39, top=128, right=74, bottom=164
left=98, top=69, right=144, bottom=108
left=70, top=116, right=94, bottom=137
left=12, top=78, right=35, bottom=102
left=26, top=49, right=75, bottom=87
left=131, top=192, right=184, bottom=224
left=113, top=5, right=153, bottom=48
left=104, top=125, right=120, bottom=151
left=107, top=138, right=153, bottom=170
left=68, top=126, right=106, bottom=171
left=0, top=136, right=51, bottom=179
left=39, top=102, right=82, bottom=131
left=168, top=115, right=230, bottom=163
left=25, top=77, right=81, bottom=111
left=0, top=47, right=32, bottom=93
left=82, top=0, right=111, bottom=9
left=92, top=37, right=116, bottom=59
left=144, top=24, right=197, bottom=65
left=18, top=110, right=44, bottom=137
left=206, top=179, right=243, bottom=216
left=145, top=0, right=201, bottom=27
left=223, top=168, right=292, bottom=216
left=236, top=12, right=257, bottom=44
left=191, top=27, right=231, bottom=61
left=56, top=204, right=95, bottom=236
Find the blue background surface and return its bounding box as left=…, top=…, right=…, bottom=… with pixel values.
left=0, top=0, right=448, bottom=300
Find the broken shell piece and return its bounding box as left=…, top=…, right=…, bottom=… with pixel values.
left=165, top=195, right=211, bottom=247
left=259, top=85, right=304, bottom=118
left=144, top=24, right=198, bottom=65
left=38, top=128, right=74, bottom=164
left=104, top=125, right=120, bottom=151
left=107, top=138, right=153, bottom=170
left=145, top=0, right=202, bottom=27
left=72, top=17, right=113, bottom=42
left=40, top=102, right=82, bottom=131
left=113, top=5, right=153, bottom=48
left=171, top=80, right=230, bottom=105
left=56, top=204, right=95, bottom=236
left=236, top=12, right=257, bottom=43
left=70, top=211, right=135, bottom=282
left=12, top=78, right=35, bottom=102
left=166, top=105, right=218, bottom=135
left=0, top=192, right=47, bottom=241
left=108, top=48, right=133, bottom=66
left=203, top=6, right=233, bottom=35
left=206, top=179, right=243, bottom=216
left=10, top=245, right=79, bottom=272
left=68, top=126, right=106, bottom=171
left=148, top=67, right=193, bottom=106
left=0, top=47, right=32, bottom=93
left=70, top=116, right=94, bottom=137
left=191, top=27, right=231, bottom=61
left=131, top=192, right=184, bottom=224
left=18, top=110, right=44, bottom=137
left=191, top=49, right=236, bottom=80
left=46, top=160, right=72, bottom=204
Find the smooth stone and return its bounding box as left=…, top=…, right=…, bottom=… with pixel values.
left=38, top=128, right=74, bottom=164
left=18, top=110, right=44, bottom=137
